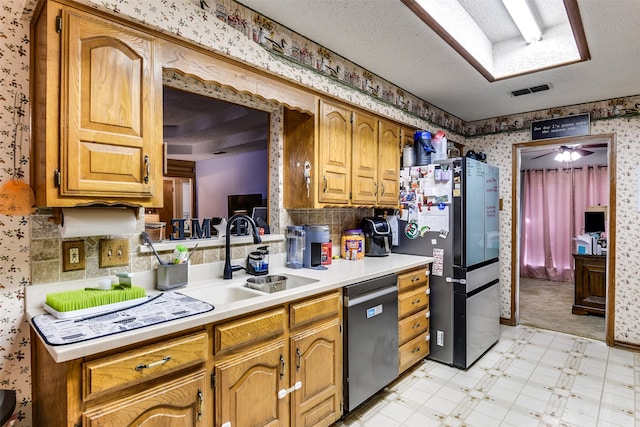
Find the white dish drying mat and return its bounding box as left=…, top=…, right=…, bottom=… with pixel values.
left=32, top=292, right=214, bottom=346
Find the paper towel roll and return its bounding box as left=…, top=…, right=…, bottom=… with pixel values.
left=59, top=207, right=137, bottom=238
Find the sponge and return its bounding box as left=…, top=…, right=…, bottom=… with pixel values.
left=45, top=286, right=146, bottom=313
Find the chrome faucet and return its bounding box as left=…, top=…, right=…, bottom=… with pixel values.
left=223, top=214, right=262, bottom=279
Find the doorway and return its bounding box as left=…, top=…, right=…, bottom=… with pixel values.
left=511, top=134, right=616, bottom=345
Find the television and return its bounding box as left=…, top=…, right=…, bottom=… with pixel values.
left=584, top=211, right=605, bottom=233
left=227, top=193, right=264, bottom=218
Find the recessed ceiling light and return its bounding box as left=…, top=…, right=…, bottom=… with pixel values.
left=402, top=0, right=590, bottom=81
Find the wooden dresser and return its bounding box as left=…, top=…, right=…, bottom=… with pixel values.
left=572, top=254, right=606, bottom=316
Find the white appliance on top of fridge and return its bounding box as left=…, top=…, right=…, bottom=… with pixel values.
left=393, top=157, right=500, bottom=369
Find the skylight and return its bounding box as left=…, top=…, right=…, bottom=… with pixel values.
left=402, top=0, right=590, bottom=81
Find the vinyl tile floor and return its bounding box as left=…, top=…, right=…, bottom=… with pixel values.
left=336, top=325, right=638, bottom=427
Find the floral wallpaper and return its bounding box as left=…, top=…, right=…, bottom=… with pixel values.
left=1, top=0, right=640, bottom=425
left=0, top=0, right=36, bottom=424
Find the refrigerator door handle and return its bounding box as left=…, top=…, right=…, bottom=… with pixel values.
left=446, top=277, right=467, bottom=284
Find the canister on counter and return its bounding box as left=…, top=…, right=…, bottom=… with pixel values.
left=321, top=242, right=332, bottom=265
left=341, top=229, right=364, bottom=260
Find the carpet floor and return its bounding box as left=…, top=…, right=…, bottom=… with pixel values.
left=519, top=276, right=605, bottom=341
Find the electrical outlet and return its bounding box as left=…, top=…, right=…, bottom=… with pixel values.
left=99, top=238, right=130, bottom=268
left=62, top=240, right=86, bottom=272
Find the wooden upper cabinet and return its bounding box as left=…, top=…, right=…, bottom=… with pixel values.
left=318, top=99, right=351, bottom=205
left=351, top=111, right=378, bottom=205
left=314, top=99, right=401, bottom=208
left=378, top=120, right=400, bottom=207
left=401, top=126, right=416, bottom=154
left=31, top=2, right=163, bottom=207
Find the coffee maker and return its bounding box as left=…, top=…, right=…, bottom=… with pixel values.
left=303, top=225, right=330, bottom=268
left=360, top=217, right=392, bottom=256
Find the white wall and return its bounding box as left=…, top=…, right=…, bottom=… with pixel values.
left=196, top=149, right=269, bottom=219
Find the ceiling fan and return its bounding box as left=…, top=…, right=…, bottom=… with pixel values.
left=530, top=143, right=607, bottom=160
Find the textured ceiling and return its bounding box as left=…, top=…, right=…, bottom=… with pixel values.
left=238, top=0, right=640, bottom=122
left=166, top=0, right=638, bottom=162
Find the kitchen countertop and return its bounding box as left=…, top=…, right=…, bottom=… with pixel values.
left=27, top=254, right=432, bottom=363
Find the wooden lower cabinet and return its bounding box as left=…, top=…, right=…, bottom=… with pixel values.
left=31, top=291, right=343, bottom=427
left=572, top=254, right=606, bottom=316
left=83, top=370, right=207, bottom=426
left=213, top=290, right=343, bottom=427
left=214, top=340, right=289, bottom=427
left=30, top=329, right=211, bottom=427
left=397, top=266, right=430, bottom=374
left=290, top=319, right=342, bottom=427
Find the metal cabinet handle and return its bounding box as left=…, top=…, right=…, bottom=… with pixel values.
left=412, top=346, right=421, bottom=354
left=411, top=275, right=420, bottom=282
left=143, top=154, right=150, bottom=184
left=197, top=389, right=204, bottom=421
left=280, top=354, right=285, bottom=379
left=135, top=355, right=171, bottom=371
left=296, top=348, right=301, bottom=372
left=374, top=181, right=378, bottom=196
left=412, top=322, right=421, bottom=329
left=412, top=298, right=422, bottom=305
left=380, top=182, right=385, bottom=196
left=322, top=175, right=328, bottom=192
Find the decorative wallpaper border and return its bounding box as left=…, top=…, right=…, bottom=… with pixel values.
left=466, top=96, right=640, bottom=137
left=199, top=0, right=468, bottom=135
left=203, top=0, right=640, bottom=139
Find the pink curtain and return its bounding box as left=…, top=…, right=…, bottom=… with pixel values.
left=520, top=166, right=608, bottom=282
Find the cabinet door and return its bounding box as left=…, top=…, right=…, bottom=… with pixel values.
left=215, top=340, right=288, bottom=427
left=318, top=100, right=351, bottom=204
left=400, top=126, right=415, bottom=153
left=378, top=120, right=400, bottom=206
left=61, top=7, right=162, bottom=202
left=290, top=319, right=342, bottom=427
left=572, top=255, right=606, bottom=315
left=351, top=111, right=378, bottom=206
left=83, top=371, right=208, bottom=426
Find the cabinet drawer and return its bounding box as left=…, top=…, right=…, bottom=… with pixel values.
left=399, top=309, right=429, bottom=345
left=290, top=291, right=341, bottom=329
left=83, top=332, right=207, bottom=400
left=399, top=332, right=430, bottom=373
left=215, top=308, right=285, bottom=354
left=398, top=285, right=429, bottom=317
left=83, top=370, right=208, bottom=426
left=398, top=268, right=428, bottom=292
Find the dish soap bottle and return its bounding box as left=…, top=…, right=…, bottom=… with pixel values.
left=247, top=246, right=269, bottom=275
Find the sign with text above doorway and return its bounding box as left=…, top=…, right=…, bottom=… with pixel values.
left=531, top=113, right=590, bottom=141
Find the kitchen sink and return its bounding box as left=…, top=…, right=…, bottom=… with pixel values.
left=180, top=285, right=264, bottom=305
left=244, top=274, right=318, bottom=294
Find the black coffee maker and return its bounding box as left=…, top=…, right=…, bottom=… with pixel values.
left=360, top=217, right=392, bottom=257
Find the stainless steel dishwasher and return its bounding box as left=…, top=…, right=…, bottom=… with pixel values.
left=343, top=273, right=399, bottom=412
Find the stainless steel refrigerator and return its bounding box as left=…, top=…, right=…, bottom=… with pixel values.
left=393, top=157, right=500, bottom=369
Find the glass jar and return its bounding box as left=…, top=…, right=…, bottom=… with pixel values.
left=341, top=229, right=365, bottom=260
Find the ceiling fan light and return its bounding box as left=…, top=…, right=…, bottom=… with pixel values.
left=554, top=152, right=565, bottom=161
left=570, top=151, right=581, bottom=161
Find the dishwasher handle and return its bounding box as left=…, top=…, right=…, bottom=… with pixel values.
left=345, top=285, right=397, bottom=307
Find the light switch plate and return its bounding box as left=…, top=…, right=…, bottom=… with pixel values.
left=99, top=238, right=130, bottom=268
left=62, top=240, right=86, bottom=272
